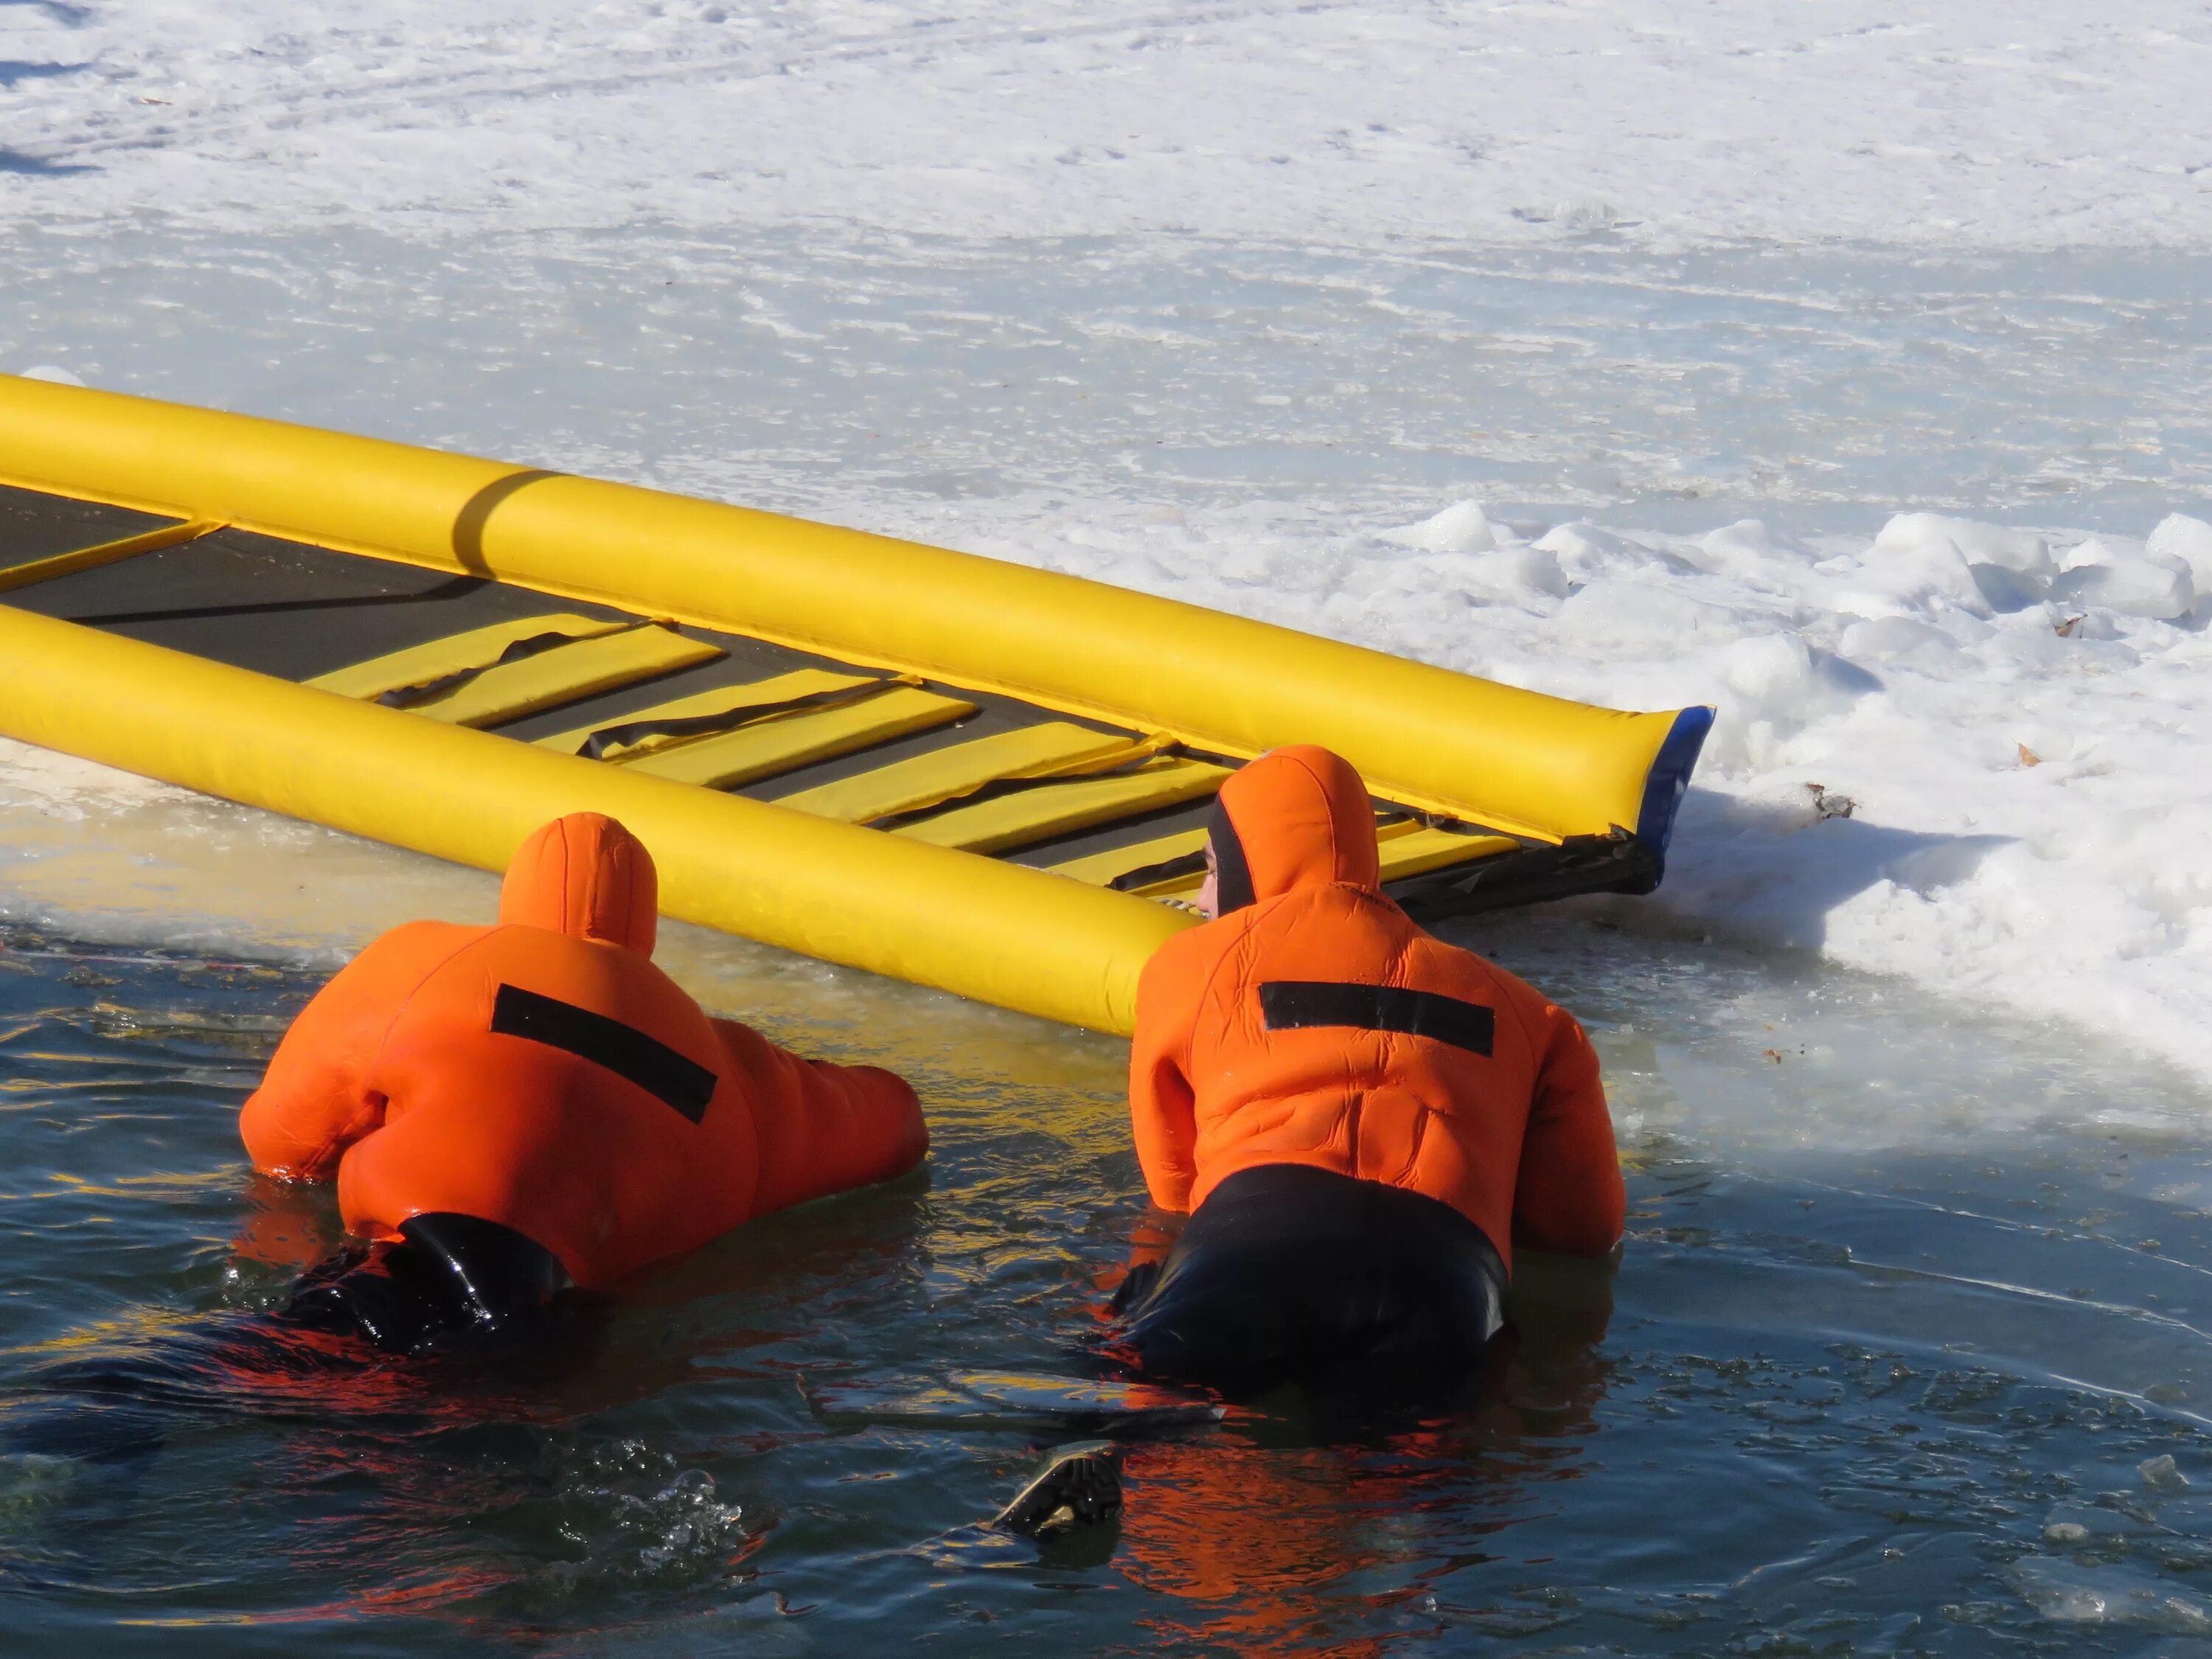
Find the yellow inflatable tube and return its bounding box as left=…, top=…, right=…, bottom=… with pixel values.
left=0, top=376, right=1677, bottom=843
left=0, top=607, right=1186, bottom=1034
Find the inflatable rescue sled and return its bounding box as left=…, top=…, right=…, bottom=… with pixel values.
left=0, top=376, right=1711, bottom=1033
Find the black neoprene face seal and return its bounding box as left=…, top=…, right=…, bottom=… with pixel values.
left=1208, top=796, right=1257, bottom=915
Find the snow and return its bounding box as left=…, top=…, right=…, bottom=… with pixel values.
left=1379, top=502, right=2212, bottom=1082
left=3, top=3, right=2212, bottom=249
left=1, top=5, right=2211, bottom=1085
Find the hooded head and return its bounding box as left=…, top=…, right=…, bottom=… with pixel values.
left=1206, top=745, right=1380, bottom=917
left=498, top=813, right=659, bottom=957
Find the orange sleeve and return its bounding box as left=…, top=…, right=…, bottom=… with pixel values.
left=238, top=923, right=468, bottom=1181
left=1509, top=996, right=1625, bottom=1258
left=1128, top=933, right=1205, bottom=1213
left=717, top=1019, right=928, bottom=1218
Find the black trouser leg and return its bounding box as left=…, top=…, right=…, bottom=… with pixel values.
left=1115, top=1166, right=1506, bottom=1393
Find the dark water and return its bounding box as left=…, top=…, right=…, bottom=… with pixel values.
left=6, top=922, right=2212, bottom=1656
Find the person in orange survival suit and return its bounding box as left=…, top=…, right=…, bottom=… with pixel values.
left=1112, top=745, right=1623, bottom=1391
left=240, top=811, right=928, bottom=1353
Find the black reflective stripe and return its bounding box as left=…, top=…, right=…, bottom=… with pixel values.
left=1208, top=796, right=1256, bottom=914
left=490, top=984, right=717, bottom=1123
left=1259, top=981, right=1495, bottom=1059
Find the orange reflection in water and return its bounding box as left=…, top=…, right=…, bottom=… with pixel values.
left=1115, top=1252, right=1616, bottom=1656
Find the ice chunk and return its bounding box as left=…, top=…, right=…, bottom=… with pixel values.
left=1688, top=518, right=1809, bottom=579
left=2146, top=514, right=2212, bottom=599
left=1969, top=564, right=2045, bottom=612
left=1874, top=512, right=2052, bottom=575
left=2012, top=1557, right=2212, bottom=1634
left=1555, top=578, right=1750, bottom=647
left=1722, top=633, right=1876, bottom=723
left=2052, top=557, right=2194, bottom=619
left=1837, top=616, right=1959, bottom=666
left=18, top=364, right=85, bottom=387
left=1534, top=521, right=1660, bottom=582
left=1385, top=500, right=1502, bottom=554
left=2041, top=1500, right=2157, bottom=1544
left=2059, top=533, right=2149, bottom=571
left=1703, top=633, right=1879, bottom=768
left=2140, top=1453, right=2190, bottom=1491
left=0, top=1451, right=78, bottom=1517
left=1460, top=545, right=1570, bottom=603
left=1846, top=528, right=1992, bottom=619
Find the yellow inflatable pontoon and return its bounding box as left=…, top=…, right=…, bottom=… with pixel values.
left=0, top=375, right=1711, bottom=1034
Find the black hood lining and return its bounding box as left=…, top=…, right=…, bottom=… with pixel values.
left=1208, top=795, right=1257, bottom=915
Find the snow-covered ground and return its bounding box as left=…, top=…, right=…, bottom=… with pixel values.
left=3, top=6, right=2211, bottom=1085
left=4, top=1, right=2211, bottom=247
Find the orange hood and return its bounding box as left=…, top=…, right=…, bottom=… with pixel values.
left=1208, top=745, right=1380, bottom=912
left=497, top=812, right=659, bottom=957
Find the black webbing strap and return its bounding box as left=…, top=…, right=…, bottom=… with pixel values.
left=490, top=984, right=718, bottom=1122
left=1258, top=981, right=1496, bottom=1059
left=375, top=622, right=647, bottom=710
left=574, top=675, right=912, bottom=759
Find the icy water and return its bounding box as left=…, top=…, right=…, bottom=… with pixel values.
left=7, top=915, right=2212, bottom=1656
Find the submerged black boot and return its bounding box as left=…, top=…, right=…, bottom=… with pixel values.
left=284, top=1212, right=571, bottom=1354
left=992, top=1439, right=1124, bottom=1538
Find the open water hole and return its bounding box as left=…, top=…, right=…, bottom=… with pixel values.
left=4, top=910, right=2212, bottom=1655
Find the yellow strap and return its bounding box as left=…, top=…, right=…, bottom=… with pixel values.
left=1375, top=826, right=1522, bottom=883
left=1050, top=826, right=1211, bottom=888
left=776, top=722, right=1163, bottom=825
left=534, top=669, right=881, bottom=760
left=310, top=617, right=723, bottom=728
left=416, top=627, right=723, bottom=728
left=619, top=685, right=978, bottom=789
left=0, top=517, right=226, bottom=595
left=894, top=758, right=1232, bottom=855
left=307, top=613, right=630, bottom=700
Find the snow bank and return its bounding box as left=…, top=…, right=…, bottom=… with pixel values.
left=905, top=497, right=2212, bottom=1082
left=2, top=1, right=2210, bottom=249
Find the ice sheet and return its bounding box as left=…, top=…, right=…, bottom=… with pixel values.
left=3, top=3, right=2211, bottom=248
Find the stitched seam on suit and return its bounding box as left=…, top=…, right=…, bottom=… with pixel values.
left=1184, top=905, right=1273, bottom=1200
left=1495, top=971, right=1545, bottom=1093
left=1396, top=1102, right=1432, bottom=1189
left=1287, top=748, right=1340, bottom=886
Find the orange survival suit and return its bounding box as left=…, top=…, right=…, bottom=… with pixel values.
left=1116, top=745, right=1622, bottom=1385
left=242, top=813, right=927, bottom=1310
